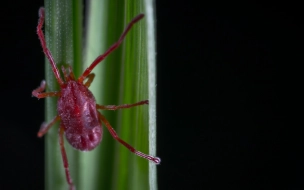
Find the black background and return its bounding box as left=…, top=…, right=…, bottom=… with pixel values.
left=0, top=1, right=301, bottom=190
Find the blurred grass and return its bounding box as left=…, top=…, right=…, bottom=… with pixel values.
left=43, top=0, right=157, bottom=189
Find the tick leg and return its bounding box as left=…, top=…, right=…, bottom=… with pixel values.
left=98, top=112, right=161, bottom=164
left=37, top=115, right=61, bottom=137
left=78, top=14, right=145, bottom=83
left=32, top=80, right=60, bottom=98
left=67, top=66, right=76, bottom=80
left=61, top=65, right=76, bottom=82
left=59, top=126, right=75, bottom=190
left=61, top=66, right=69, bottom=82
left=96, top=100, right=148, bottom=110
left=37, top=7, right=64, bottom=86
left=84, top=73, right=95, bottom=87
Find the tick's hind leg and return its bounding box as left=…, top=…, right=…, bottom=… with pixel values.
left=96, top=100, right=148, bottom=110
left=59, top=126, right=75, bottom=190
left=98, top=112, right=161, bottom=164
left=37, top=115, right=60, bottom=137
left=32, top=80, right=60, bottom=99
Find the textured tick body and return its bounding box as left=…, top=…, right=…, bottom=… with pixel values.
left=32, top=7, right=160, bottom=190
left=58, top=81, right=102, bottom=151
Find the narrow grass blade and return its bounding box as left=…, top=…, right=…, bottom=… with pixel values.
left=44, top=0, right=82, bottom=190
left=83, top=0, right=158, bottom=190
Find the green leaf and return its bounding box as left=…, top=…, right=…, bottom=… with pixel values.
left=43, top=0, right=157, bottom=189
left=44, top=1, right=82, bottom=190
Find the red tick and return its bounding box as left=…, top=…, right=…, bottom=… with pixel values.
left=33, top=7, right=160, bottom=190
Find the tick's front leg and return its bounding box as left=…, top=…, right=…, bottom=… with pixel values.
left=32, top=80, right=60, bottom=99
left=37, top=7, right=64, bottom=86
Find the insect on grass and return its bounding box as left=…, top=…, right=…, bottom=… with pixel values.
left=32, top=7, right=161, bottom=190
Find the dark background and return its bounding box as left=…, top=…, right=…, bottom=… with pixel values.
left=1, top=1, right=301, bottom=190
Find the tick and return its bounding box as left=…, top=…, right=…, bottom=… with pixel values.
left=33, top=7, right=160, bottom=190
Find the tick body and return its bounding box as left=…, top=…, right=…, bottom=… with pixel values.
left=33, top=7, right=160, bottom=190
left=59, top=80, right=102, bottom=151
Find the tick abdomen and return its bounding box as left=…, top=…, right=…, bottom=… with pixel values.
left=58, top=81, right=102, bottom=151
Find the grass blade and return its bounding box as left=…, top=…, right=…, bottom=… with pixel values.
left=44, top=0, right=82, bottom=190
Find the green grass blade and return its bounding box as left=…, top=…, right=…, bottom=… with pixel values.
left=83, top=0, right=158, bottom=190
left=144, top=0, right=158, bottom=190
left=80, top=1, right=122, bottom=189
left=44, top=0, right=82, bottom=190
